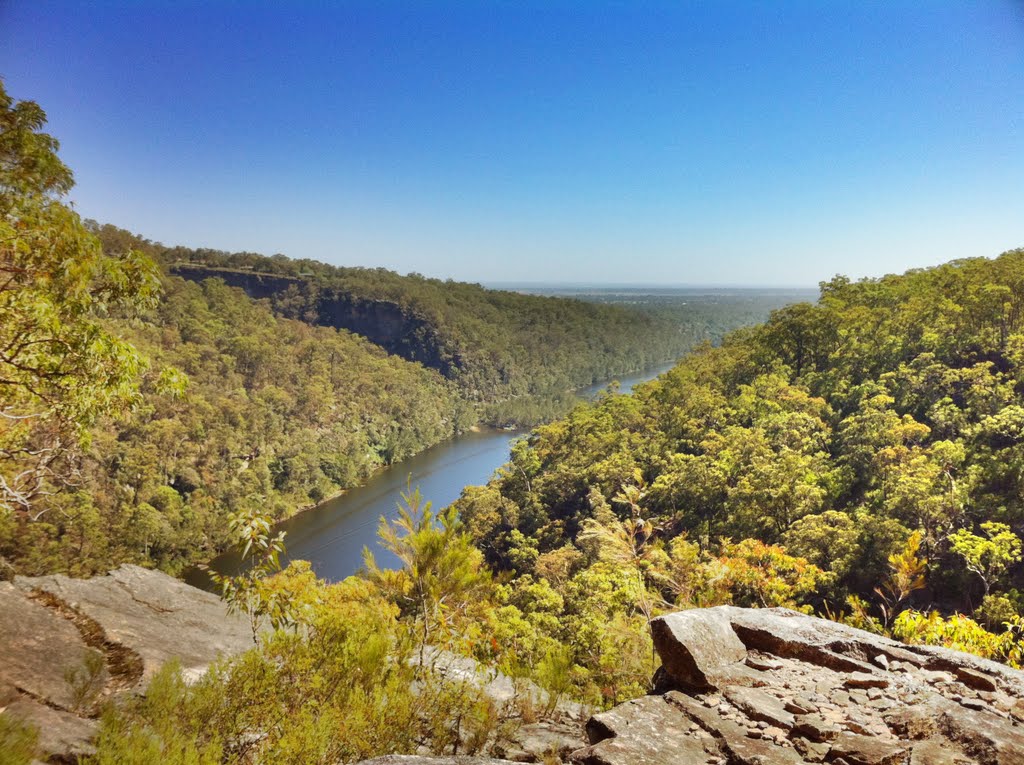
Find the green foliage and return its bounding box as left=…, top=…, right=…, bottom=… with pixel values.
left=0, top=271, right=464, bottom=575
left=949, top=521, right=1022, bottom=595
left=101, top=228, right=799, bottom=430
left=716, top=538, right=823, bottom=609
left=0, top=715, right=39, bottom=765
left=89, top=577, right=504, bottom=764
left=453, top=248, right=1024, bottom=682
left=892, top=609, right=1024, bottom=668
left=90, top=662, right=223, bottom=765
left=64, top=649, right=107, bottom=713
left=976, top=592, right=1022, bottom=629
left=0, top=80, right=160, bottom=521
left=208, top=508, right=298, bottom=642
left=364, top=487, right=491, bottom=664
left=156, top=255, right=698, bottom=415
left=874, top=531, right=928, bottom=626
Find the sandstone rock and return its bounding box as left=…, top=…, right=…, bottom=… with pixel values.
left=576, top=607, right=1024, bottom=765
left=2, top=697, right=98, bottom=760
left=746, top=653, right=783, bottom=671
left=650, top=608, right=747, bottom=690
left=0, top=582, right=104, bottom=710
left=909, top=740, right=967, bottom=765
left=724, top=686, right=794, bottom=729
left=792, top=736, right=831, bottom=762
left=14, top=564, right=253, bottom=683
left=1012, top=698, right=1024, bottom=723
left=785, top=697, right=817, bottom=715
left=572, top=695, right=710, bottom=764
left=843, top=672, right=888, bottom=689
left=1, top=565, right=257, bottom=763
left=828, top=732, right=907, bottom=765
left=912, top=644, right=1022, bottom=697
left=935, top=705, right=1024, bottom=763
left=792, top=714, right=840, bottom=742
left=493, top=721, right=585, bottom=762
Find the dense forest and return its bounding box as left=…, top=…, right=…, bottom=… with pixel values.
left=447, top=251, right=1024, bottom=702
left=0, top=83, right=780, bottom=579
left=89, top=222, right=705, bottom=422
left=1, top=272, right=473, bottom=576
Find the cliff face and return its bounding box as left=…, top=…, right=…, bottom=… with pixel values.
left=170, top=266, right=302, bottom=302
left=312, top=289, right=453, bottom=375
left=171, top=266, right=454, bottom=376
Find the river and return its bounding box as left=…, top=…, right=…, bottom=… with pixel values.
left=184, top=361, right=675, bottom=588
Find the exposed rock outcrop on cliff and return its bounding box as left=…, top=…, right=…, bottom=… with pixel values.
left=573, top=606, right=1024, bottom=765
left=171, top=266, right=453, bottom=376
left=0, top=565, right=252, bottom=761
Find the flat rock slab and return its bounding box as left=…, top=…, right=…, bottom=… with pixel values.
left=578, top=606, right=1024, bottom=765
left=494, top=720, right=587, bottom=762
left=1, top=564, right=255, bottom=763
left=14, top=563, right=254, bottom=682
left=3, top=697, right=98, bottom=760
left=0, top=583, right=105, bottom=710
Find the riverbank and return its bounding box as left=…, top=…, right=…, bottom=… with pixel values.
left=184, top=361, right=677, bottom=589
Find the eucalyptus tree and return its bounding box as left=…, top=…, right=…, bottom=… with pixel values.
left=0, top=80, right=168, bottom=521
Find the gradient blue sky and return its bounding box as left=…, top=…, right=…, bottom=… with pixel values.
left=1, top=1, right=1022, bottom=285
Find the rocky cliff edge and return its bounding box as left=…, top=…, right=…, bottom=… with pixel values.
left=572, top=605, right=1024, bottom=765
left=4, top=566, right=1024, bottom=764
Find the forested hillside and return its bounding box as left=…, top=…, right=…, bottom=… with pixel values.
left=89, top=222, right=701, bottom=423
left=0, top=267, right=471, bottom=576
left=58, top=252, right=1024, bottom=760
left=449, top=252, right=1024, bottom=701
left=3, top=83, right=762, bottom=579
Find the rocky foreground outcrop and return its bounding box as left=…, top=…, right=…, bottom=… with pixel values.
left=352, top=607, right=1024, bottom=765
left=5, top=568, right=1024, bottom=764
left=0, top=564, right=253, bottom=761
left=571, top=606, right=1024, bottom=765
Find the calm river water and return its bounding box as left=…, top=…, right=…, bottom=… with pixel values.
left=185, top=362, right=675, bottom=588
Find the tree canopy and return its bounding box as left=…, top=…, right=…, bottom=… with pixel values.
left=450, top=250, right=1024, bottom=693
left=0, top=81, right=162, bottom=522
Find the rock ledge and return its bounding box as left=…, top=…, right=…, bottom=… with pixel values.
left=571, top=606, right=1024, bottom=765
left=0, top=564, right=253, bottom=760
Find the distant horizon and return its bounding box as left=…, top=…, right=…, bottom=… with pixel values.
left=2, top=2, right=1021, bottom=285
left=131, top=217, right=1017, bottom=291
left=486, top=281, right=821, bottom=292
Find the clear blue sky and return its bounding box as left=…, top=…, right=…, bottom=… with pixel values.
left=1, top=1, right=1021, bottom=286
